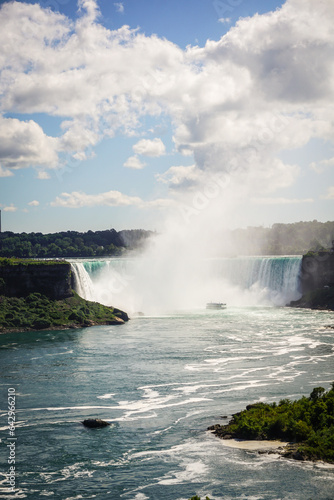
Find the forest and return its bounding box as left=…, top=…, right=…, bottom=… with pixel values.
left=0, top=220, right=333, bottom=258
left=230, top=220, right=334, bottom=255
left=0, top=229, right=153, bottom=258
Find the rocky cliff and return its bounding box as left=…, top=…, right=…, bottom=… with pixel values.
left=0, top=260, right=72, bottom=300
left=299, top=252, right=334, bottom=294
left=289, top=251, right=334, bottom=310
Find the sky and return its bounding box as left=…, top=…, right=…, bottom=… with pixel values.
left=0, top=0, right=333, bottom=234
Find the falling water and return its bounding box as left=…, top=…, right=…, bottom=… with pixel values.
left=70, top=256, right=302, bottom=312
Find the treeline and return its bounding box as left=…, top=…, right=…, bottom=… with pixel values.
left=230, top=220, right=334, bottom=255
left=0, top=221, right=333, bottom=258
left=0, top=229, right=153, bottom=258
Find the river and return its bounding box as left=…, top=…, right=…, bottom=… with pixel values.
left=1, top=304, right=334, bottom=499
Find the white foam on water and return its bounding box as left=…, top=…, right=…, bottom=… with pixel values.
left=40, top=463, right=94, bottom=485
left=157, top=460, right=208, bottom=485
left=142, top=388, right=160, bottom=398
left=96, top=393, right=115, bottom=399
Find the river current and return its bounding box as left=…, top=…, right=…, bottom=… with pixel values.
left=1, top=304, right=334, bottom=499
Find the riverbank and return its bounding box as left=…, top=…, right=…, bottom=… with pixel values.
left=0, top=291, right=128, bottom=334
left=208, top=385, right=334, bottom=464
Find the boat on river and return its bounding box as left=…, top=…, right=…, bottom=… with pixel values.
left=206, top=302, right=226, bottom=310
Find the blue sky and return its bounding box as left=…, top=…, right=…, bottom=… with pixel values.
left=0, top=0, right=333, bottom=233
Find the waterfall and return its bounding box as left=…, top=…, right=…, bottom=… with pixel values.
left=70, top=256, right=302, bottom=311
left=70, top=262, right=95, bottom=301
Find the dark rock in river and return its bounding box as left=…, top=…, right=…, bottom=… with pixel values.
left=82, top=418, right=111, bottom=428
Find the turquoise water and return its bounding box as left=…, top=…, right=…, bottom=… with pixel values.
left=1, top=306, right=334, bottom=499
left=70, top=256, right=302, bottom=314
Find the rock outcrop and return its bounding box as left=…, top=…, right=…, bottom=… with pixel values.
left=299, top=252, right=334, bottom=294
left=82, top=419, right=111, bottom=428
left=0, top=260, right=72, bottom=300
left=288, top=251, right=334, bottom=310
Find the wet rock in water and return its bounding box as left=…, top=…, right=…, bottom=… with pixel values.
left=82, top=418, right=111, bottom=428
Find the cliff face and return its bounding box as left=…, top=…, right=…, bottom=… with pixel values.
left=0, top=261, right=73, bottom=300
left=299, top=252, right=334, bottom=294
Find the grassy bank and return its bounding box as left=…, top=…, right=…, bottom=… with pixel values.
left=0, top=291, right=128, bottom=333
left=208, top=385, right=334, bottom=463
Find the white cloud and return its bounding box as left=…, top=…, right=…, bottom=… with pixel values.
left=0, top=165, right=14, bottom=177
left=133, top=138, right=166, bottom=157
left=0, top=117, right=58, bottom=170
left=51, top=190, right=144, bottom=208
left=218, top=18, right=231, bottom=24
left=3, top=204, right=17, bottom=212
left=310, top=157, right=334, bottom=173
left=322, top=186, right=334, bottom=200
left=123, top=155, right=146, bottom=169
left=50, top=189, right=171, bottom=209
left=157, top=164, right=200, bottom=189
left=0, top=0, right=333, bottom=204
left=28, top=200, right=40, bottom=206
left=114, top=3, right=124, bottom=14
left=251, top=197, right=314, bottom=205
left=37, top=171, right=51, bottom=179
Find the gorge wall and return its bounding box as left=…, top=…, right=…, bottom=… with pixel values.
left=0, top=261, right=73, bottom=300
left=299, top=252, right=334, bottom=294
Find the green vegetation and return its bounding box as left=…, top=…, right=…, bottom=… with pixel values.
left=209, top=385, right=334, bottom=463
left=0, top=291, right=127, bottom=332
left=0, top=221, right=333, bottom=257
left=0, top=229, right=153, bottom=258
left=0, top=257, right=63, bottom=266
left=231, top=220, right=334, bottom=255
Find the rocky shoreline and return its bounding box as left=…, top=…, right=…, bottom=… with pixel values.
left=208, top=425, right=309, bottom=462
left=207, top=384, right=334, bottom=465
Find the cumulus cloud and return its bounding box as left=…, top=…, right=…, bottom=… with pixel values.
left=156, top=164, right=201, bottom=190
left=310, top=156, right=334, bottom=173
left=3, top=204, right=17, bottom=212
left=28, top=200, right=39, bottom=206
left=51, top=190, right=144, bottom=208
left=0, top=117, right=58, bottom=170
left=37, top=171, right=51, bottom=180
left=114, top=3, right=124, bottom=13
left=322, top=186, right=334, bottom=200
left=251, top=197, right=314, bottom=205
left=0, top=0, right=333, bottom=203
left=123, top=155, right=146, bottom=169
left=50, top=189, right=171, bottom=209
left=0, top=165, right=14, bottom=177
left=133, top=138, right=166, bottom=157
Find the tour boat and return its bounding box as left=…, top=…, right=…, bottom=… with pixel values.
left=206, top=302, right=226, bottom=310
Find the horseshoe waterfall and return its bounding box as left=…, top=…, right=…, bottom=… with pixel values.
left=70, top=255, right=302, bottom=314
